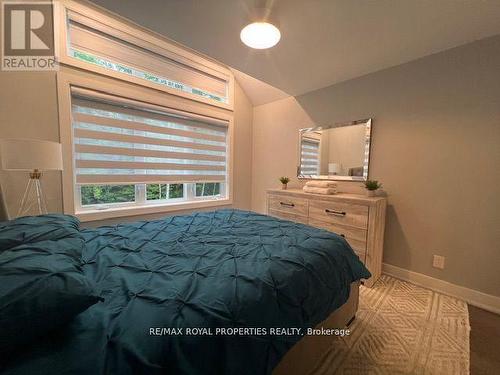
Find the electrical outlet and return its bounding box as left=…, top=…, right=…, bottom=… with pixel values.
left=433, top=255, right=445, bottom=269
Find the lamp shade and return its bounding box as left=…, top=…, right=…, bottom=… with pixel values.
left=0, top=139, right=63, bottom=171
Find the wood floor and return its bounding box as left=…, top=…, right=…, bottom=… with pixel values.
left=469, top=305, right=500, bottom=374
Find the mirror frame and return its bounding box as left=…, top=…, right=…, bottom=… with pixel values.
left=297, top=118, right=372, bottom=181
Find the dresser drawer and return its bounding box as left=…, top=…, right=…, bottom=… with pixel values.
left=268, top=209, right=309, bottom=225
left=309, top=200, right=368, bottom=229
left=308, top=218, right=367, bottom=254
left=268, top=195, right=308, bottom=217
left=266, top=189, right=387, bottom=288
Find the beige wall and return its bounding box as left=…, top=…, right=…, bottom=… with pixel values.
left=0, top=71, right=62, bottom=216
left=232, top=79, right=253, bottom=209
left=252, top=35, right=500, bottom=297
left=326, top=125, right=366, bottom=175
left=318, top=131, right=330, bottom=174
left=0, top=68, right=253, bottom=224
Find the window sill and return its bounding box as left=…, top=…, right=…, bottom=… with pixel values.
left=74, top=198, right=232, bottom=222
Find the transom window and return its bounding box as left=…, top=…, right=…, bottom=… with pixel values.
left=70, top=87, right=228, bottom=213
left=62, top=7, right=231, bottom=107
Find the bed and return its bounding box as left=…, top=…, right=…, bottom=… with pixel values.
left=0, top=209, right=369, bottom=375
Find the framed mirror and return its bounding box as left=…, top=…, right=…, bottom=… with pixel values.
left=297, top=118, right=372, bottom=181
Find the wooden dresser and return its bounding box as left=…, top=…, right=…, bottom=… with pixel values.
left=266, top=189, right=387, bottom=287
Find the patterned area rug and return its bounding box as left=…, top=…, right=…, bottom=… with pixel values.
left=314, top=275, right=470, bottom=374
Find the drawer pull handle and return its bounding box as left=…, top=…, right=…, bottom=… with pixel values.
left=280, top=202, right=295, bottom=208
left=325, top=209, right=346, bottom=216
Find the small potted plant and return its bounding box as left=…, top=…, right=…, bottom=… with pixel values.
left=279, top=177, right=290, bottom=190
left=364, top=180, right=382, bottom=197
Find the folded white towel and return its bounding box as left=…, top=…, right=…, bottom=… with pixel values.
left=305, top=181, right=337, bottom=188
left=303, top=186, right=336, bottom=195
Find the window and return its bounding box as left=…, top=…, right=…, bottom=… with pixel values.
left=81, top=185, right=135, bottom=206
left=300, top=137, right=320, bottom=175
left=78, top=183, right=186, bottom=207
left=70, top=87, right=229, bottom=215
left=146, top=184, right=184, bottom=201
left=60, top=4, right=232, bottom=108
left=196, top=182, right=221, bottom=197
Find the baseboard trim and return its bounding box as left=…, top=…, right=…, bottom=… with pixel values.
left=382, top=263, right=500, bottom=315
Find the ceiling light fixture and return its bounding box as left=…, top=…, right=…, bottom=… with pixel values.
left=240, top=5, right=281, bottom=49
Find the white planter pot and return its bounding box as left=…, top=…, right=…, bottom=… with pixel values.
left=366, top=190, right=376, bottom=197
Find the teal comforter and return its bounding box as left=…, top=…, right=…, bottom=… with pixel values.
left=2, top=209, right=369, bottom=375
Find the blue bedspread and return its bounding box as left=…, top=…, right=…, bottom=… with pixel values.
left=2, top=209, right=369, bottom=375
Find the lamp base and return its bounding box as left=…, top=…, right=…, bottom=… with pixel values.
left=17, top=170, right=48, bottom=217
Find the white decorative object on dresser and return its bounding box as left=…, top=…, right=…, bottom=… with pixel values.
left=266, top=188, right=387, bottom=287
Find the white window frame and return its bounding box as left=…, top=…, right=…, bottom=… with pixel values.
left=57, top=70, right=233, bottom=222
left=74, top=182, right=226, bottom=212
left=55, top=0, right=234, bottom=110
left=144, top=183, right=185, bottom=202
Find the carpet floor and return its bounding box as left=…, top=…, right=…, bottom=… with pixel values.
left=314, top=275, right=470, bottom=374
left=469, top=304, right=500, bottom=374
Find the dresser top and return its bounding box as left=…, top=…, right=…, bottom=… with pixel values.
left=267, top=188, right=386, bottom=205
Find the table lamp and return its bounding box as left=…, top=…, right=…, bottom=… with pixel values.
left=0, top=139, right=63, bottom=217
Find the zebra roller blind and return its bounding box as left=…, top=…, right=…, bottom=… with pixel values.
left=300, top=137, right=320, bottom=175
left=71, top=88, right=228, bottom=186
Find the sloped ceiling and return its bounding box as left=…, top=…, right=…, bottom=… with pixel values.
left=91, top=0, right=500, bottom=99
left=231, top=68, right=289, bottom=106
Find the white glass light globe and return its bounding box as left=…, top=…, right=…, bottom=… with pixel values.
left=240, top=22, right=281, bottom=49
